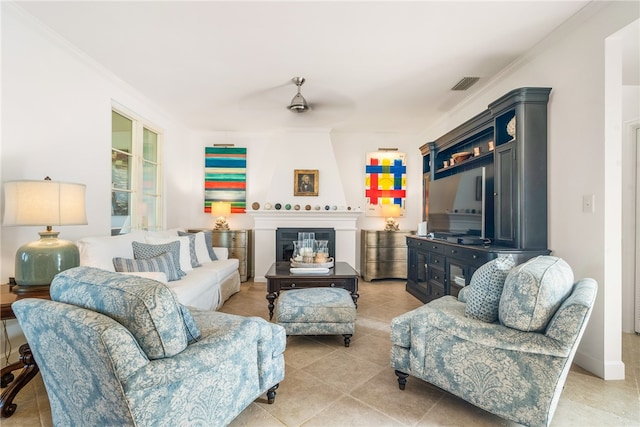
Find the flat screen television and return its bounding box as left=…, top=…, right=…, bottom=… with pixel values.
left=426, top=167, right=485, bottom=238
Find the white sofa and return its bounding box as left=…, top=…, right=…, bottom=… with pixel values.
left=75, top=229, right=241, bottom=310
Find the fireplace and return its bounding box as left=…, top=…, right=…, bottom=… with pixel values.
left=275, top=228, right=336, bottom=261
left=249, top=210, right=361, bottom=282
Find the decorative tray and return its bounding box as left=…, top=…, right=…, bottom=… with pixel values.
left=290, top=267, right=331, bottom=274
left=290, top=257, right=334, bottom=268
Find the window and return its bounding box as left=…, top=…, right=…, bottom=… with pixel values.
left=111, top=108, right=162, bottom=235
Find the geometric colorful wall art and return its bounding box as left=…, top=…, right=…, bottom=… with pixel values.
left=204, top=147, right=247, bottom=213
left=365, top=151, right=406, bottom=216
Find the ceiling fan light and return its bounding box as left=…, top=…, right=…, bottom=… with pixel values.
left=288, top=93, right=309, bottom=112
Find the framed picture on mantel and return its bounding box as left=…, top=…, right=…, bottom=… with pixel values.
left=294, top=169, right=318, bottom=196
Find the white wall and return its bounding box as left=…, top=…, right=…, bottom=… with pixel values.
left=621, top=85, right=640, bottom=333
left=165, top=128, right=423, bottom=276
left=1, top=5, right=192, bottom=360
left=418, top=2, right=639, bottom=379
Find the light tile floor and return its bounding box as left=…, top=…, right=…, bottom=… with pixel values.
left=3, top=279, right=639, bottom=426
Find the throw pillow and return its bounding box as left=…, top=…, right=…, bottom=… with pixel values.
left=144, top=236, right=194, bottom=273
left=202, top=230, right=218, bottom=261
left=50, top=266, right=188, bottom=359
left=177, top=233, right=201, bottom=268
left=132, top=240, right=186, bottom=277
left=464, top=255, right=516, bottom=323
left=179, top=304, right=202, bottom=343
left=113, top=252, right=181, bottom=281
left=178, top=230, right=211, bottom=264
left=457, top=286, right=468, bottom=303
left=499, top=256, right=575, bottom=332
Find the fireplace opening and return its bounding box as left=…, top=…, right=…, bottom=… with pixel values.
left=275, top=228, right=336, bottom=261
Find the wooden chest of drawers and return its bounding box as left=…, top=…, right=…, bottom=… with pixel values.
left=210, top=230, right=252, bottom=282
left=360, top=230, right=414, bottom=282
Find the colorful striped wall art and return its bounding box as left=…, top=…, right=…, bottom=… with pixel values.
left=204, top=147, right=247, bottom=213
left=365, top=151, right=406, bottom=216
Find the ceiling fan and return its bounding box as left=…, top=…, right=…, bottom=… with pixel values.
left=287, top=77, right=309, bottom=113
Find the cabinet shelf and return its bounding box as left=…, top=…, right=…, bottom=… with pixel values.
left=435, top=151, right=493, bottom=175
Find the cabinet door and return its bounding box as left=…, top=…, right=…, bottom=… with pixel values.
left=407, top=247, right=430, bottom=289
left=494, top=142, right=517, bottom=246
left=446, top=259, right=471, bottom=298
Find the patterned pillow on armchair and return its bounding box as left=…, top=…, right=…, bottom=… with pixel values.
left=464, top=255, right=515, bottom=323
left=499, top=256, right=574, bottom=332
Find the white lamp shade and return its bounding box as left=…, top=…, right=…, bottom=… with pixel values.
left=3, top=180, right=87, bottom=226
left=210, top=202, right=231, bottom=217
left=381, top=203, right=401, bottom=218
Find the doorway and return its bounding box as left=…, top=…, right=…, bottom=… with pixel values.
left=634, top=126, right=640, bottom=334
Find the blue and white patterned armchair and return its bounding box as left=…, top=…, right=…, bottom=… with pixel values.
left=390, top=256, right=597, bottom=427
left=12, top=266, right=286, bottom=426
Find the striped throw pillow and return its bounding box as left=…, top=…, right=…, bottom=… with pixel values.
left=113, top=252, right=181, bottom=282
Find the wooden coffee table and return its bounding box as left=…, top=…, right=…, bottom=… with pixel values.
left=265, top=261, right=359, bottom=320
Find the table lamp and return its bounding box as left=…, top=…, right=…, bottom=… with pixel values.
left=3, top=178, right=87, bottom=293
left=211, top=201, right=231, bottom=230
left=381, top=203, right=401, bottom=231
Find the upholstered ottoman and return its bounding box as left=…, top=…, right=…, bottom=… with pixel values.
left=275, top=287, right=356, bottom=347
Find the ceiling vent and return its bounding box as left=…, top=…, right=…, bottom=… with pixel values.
left=451, top=77, right=480, bottom=91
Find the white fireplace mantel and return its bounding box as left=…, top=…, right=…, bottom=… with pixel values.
left=249, top=210, right=362, bottom=282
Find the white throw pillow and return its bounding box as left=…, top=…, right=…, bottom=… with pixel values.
left=76, top=231, right=146, bottom=272
left=177, top=230, right=213, bottom=263
left=145, top=235, right=194, bottom=272
left=194, top=232, right=212, bottom=263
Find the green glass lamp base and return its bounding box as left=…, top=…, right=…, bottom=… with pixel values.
left=14, top=230, right=80, bottom=286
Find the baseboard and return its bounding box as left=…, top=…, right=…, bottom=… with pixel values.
left=573, top=350, right=626, bottom=380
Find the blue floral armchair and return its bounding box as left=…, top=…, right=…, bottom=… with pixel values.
left=12, top=266, right=286, bottom=426
left=390, top=256, right=597, bottom=427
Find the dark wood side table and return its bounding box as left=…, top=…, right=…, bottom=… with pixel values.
left=0, top=283, right=50, bottom=418
left=265, top=262, right=359, bottom=320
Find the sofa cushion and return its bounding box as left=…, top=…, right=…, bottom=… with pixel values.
left=113, top=252, right=181, bottom=282
left=132, top=240, right=186, bottom=277
left=119, top=271, right=168, bottom=284
left=499, top=256, right=574, bottom=332
left=465, top=255, right=515, bottom=323
left=49, top=266, right=191, bottom=359
left=199, top=258, right=239, bottom=279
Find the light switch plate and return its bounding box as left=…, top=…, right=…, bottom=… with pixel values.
left=582, top=194, right=595, bottom=213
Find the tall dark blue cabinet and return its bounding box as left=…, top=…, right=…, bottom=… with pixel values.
left=407, top=87, right=552, bottom=303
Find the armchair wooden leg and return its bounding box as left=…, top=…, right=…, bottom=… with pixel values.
left=343, top=334, right=352, bottom=347
left=395, top=370, right=409, bottom=390
left=1, top=344, right=39, bottom=418
left=266, top=383, right=279, bottom=404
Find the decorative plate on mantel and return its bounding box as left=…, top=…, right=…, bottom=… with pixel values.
left=507, top=116, right=516, bottom=140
